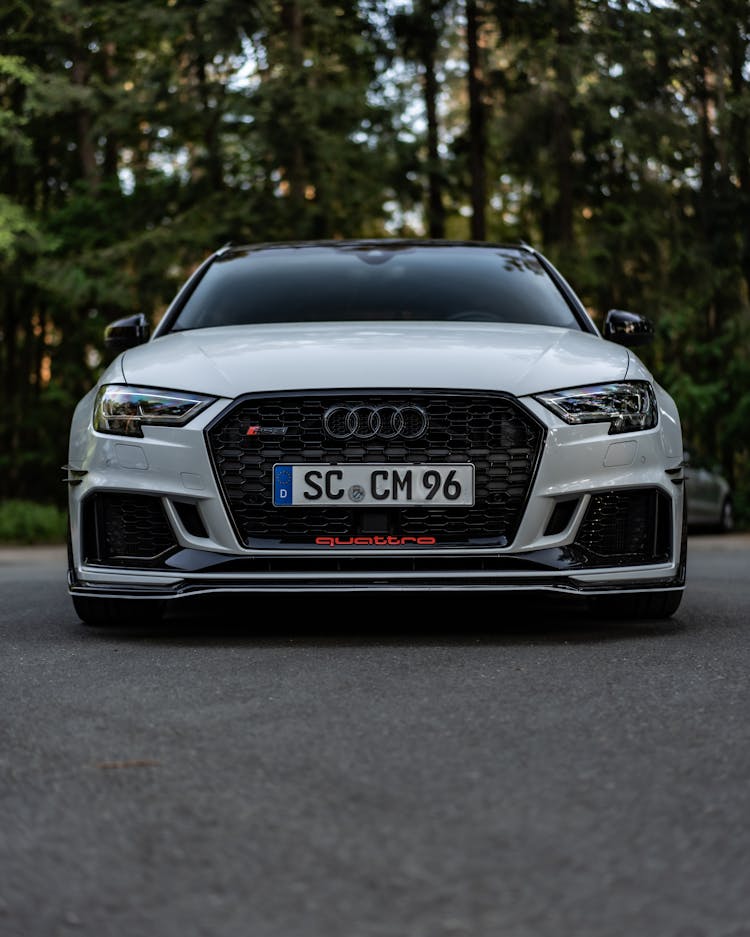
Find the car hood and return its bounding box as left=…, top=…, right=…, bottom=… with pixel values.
left=120, top=322, right=630, bottom=399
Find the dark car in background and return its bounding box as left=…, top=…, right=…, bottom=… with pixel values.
left=684, top=452, right=733, bottom=532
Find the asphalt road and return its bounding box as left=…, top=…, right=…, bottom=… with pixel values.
left=1, top=537, right=750, bottom=937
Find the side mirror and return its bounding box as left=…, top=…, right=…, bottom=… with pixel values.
left=104, top=314, right=150, bottom=351
left=603, top=309, right=654, bottom=347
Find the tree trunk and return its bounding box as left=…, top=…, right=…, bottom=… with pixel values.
left=423, top=41, right=445, bottom=238
left=549, top=0, right=575, bottom=247
left=281, top=0, right=307, bottom=212
left=194, top=27, right=224, bottom=191
left=729, top=29, right=750, bottom=299
left=3, top=288, right=20, bottom=495
left=71, top=59, right=99, bottom=189
left=102, top=42, right=119, bottom=182
left=466, top=0, right=486, bottom=240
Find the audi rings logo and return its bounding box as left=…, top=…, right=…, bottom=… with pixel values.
left=323, top=404, right=429, bottom=440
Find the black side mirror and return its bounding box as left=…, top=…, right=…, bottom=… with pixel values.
left=603, top=309, right=654, bottom=347
left=104, top=314, right=150, bottom=351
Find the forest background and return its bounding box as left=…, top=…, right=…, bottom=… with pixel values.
left=1, top=0, right=749, bottom=533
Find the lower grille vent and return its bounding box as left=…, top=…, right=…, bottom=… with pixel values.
left=574, top=488, right=671, bottom=566
left=82, top=493, right=176, bottom=565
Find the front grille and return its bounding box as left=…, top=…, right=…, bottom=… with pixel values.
left=574, top=488, right=671, bottom=566
left=82, top=493, right=176, bottom=564
left=205, top=391, right=544, bottom=548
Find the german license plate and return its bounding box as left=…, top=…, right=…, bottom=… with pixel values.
left=273, top=463, right=474, bottom=507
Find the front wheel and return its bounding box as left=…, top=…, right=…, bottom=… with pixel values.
left=588, top=590, right=683, bottom=620
left=72, top=595, right=165, bottom=627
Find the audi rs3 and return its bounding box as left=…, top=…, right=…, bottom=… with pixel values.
left=66, top=241, right=686, bottom=624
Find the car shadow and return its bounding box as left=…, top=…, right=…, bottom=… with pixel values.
left=72, top=593, right=686, bottom=647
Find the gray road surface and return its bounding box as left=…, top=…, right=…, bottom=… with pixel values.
left=1, top=537, right=749, bottom=937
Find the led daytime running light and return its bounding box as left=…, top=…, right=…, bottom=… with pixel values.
left=534, top=381, right=657, bottom=435
left=94, top=385, right=215, bottom=437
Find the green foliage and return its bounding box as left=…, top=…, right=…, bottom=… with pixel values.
left=0, top=0, right=748, bottom=525
left=0, top=500, right=67, bottom=544
left=0, top=194, right=42, bottom=257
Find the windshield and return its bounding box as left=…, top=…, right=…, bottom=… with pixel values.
left=170, top=245, right=582, bottom=331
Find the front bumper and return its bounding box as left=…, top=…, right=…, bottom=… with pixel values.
left=68, top=393, right=686, bottom=600
left=69, top=560, right=684, bottom=600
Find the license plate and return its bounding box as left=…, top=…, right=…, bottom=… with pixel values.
left=273, top=463, right=474, bottom=507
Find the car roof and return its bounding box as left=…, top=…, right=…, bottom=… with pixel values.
left=215, top=239, right=537, bottom=259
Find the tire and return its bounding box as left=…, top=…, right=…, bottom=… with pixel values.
left=718, top=497, right=734, bottom=533
left=588, top=590, right=683, bottom=620
left=72, top=594, right=165, bottom=627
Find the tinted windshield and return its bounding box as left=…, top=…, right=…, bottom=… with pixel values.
left=171, top=245, right=581, bottom=331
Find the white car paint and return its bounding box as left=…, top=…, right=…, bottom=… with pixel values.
left=69, top=326, right=683, bottom=555
left=118, top=322, right=632, bottom=399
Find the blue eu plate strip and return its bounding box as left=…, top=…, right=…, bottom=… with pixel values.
left=273, top=465, right=293, bottom=506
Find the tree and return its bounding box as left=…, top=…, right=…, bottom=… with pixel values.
left=466, top=0, right=487, bottom=238
left=393, top=1, right=455, bottom=237
left=0, top=0, right=748, bottom=519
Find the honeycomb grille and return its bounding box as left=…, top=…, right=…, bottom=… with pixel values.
left=205, top=392, right=544, bottom=548
left=574, top=488, right=671, bottom=566
left=84, top=493, right=176, bottom=562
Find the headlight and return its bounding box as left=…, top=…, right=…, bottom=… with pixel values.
left=94, top=385, right=215, bottom=437
left=534, top=381, right=657, bottom=434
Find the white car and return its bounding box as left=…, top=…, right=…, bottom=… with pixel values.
left=66, top=241, right=686, bottom=624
